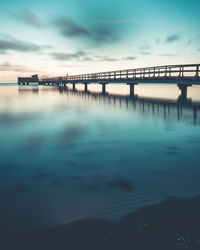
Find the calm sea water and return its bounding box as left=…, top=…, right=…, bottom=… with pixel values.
left=0, top=84, right=200, bottom=234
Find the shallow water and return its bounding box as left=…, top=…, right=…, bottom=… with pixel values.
left=0, top=84, right=200, bottom=233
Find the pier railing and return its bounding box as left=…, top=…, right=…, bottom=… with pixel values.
left=40, top=64, right=200, bottom=83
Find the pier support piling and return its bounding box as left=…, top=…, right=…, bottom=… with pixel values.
left=127, top=83, right=137, bottom=97
left=100, top=83, right=108, bottom=94
left=196, top=65, right=199, bottom=78
left=73, top=83, right=76, bottom=91
left=178, top=84, right=192, bottom=101
left=84, top=83, right=88, bottom=92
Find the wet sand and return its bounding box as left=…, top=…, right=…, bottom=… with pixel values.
left=1, top=195, right=200, bottom=250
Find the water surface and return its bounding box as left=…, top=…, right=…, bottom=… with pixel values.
left=0, top=84, right=200, bottom=234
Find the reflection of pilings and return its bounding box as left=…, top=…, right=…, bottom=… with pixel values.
left=18, top=86, right=39, bottom=94
left=64, top=85, right=68, bottom=91
left=58, top=87, right=200, bottom=124
left=177, top=105, right=183, bottom=120
left=58, top=86, right=65, bottom=94
left=193, top=106, right=197, bottom=124
left=164, top=104, right=166, bottom=118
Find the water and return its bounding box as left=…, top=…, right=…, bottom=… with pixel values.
left=0, top=84, right=200, bottom=235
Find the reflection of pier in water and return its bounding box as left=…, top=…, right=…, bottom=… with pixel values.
left=18, top=86, right=39, bottom=94
left=58, top=86, right=200, bottom=124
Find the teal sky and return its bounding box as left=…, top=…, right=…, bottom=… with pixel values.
left=0, top=0, right=200, bottom=82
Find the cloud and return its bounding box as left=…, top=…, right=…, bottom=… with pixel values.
left=0, top=36, right=53, bottom=53
left=155, top=38, right=161, bottom=44
left=140, top=45, right=151, bottom=51
left=187, top=39, right=192, bottom=45
left=54, top=17, right=91, bottom=37
left=123, top=56, right=137, bottom=60
left=50, top=50, right=118, bottom=62
left=0, top=37, right=41, bottom=52
left=42, top=44, right=54, bottom=49
left=50, top=50, right=86, bottom=61
left=165, top=34, right=181, bottom=43
left=94, top=55, right=118, bottom=61
left=94, top=19, right=146, bottom=24
left=0, top=62, right=39, bottom=72
left=159, top=53, right=177, bottom=57
left=141, top=52, right=151, bottom=55
left=53, top=16, right=118, bottom=45
left=139, top=45, right=151, bottom=55
left=59, top=64, right=85, bottom=68
left=93, top=29, right=117, bottom=44
left=10, top=8, right=43, bottom=28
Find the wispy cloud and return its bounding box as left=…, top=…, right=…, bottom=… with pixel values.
left=50, top=50, right=118, bottom=62
left=94, top=19, right=146, bottom=24
left=186, top=39, right=192, bottom=45
left=0, top=36, right=52, bottom=53
left=93, top=29, right=117, bottom=44
left=123, top=56, right=137, bottom=60
left=94, top=55, right=118, bottom=61
left=141, top=52, right=151, bottom=55
left=155, top=38, right=161, bottom=44
left=165, top=34, right=181, bottom=43
left=139, top=44, right=151, bottom=55
left=50, top=51, right=87, bottom=61
left=10, top=8, right=43, bottom=28
left=139, top=45, right=151, bottom=56
left=53, top=16, right=118, bottom=45
left=0, top=37, right=40, bottom=52
left=0, top=62, right=38, bottom=72
left=140, top=45, right=151, bottom=51
left=54, top=17, right=90, bottom=37
left=159, top=53, right=177, bottom=57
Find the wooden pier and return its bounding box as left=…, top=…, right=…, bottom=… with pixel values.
left=19, top=64, right=200, bottom=100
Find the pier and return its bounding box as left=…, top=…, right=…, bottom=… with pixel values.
left=18, top=64, right=200, bottom=100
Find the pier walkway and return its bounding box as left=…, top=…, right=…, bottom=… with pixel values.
left=18, top=64, right=200, bottom=100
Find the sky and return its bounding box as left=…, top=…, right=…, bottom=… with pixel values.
left=0, top=0, right=200, bottom=82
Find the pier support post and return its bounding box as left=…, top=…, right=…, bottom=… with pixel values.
left=127, top=83, right=137, bottom=97
left=100, top=83, right=108, bottom=94
left=84, top=83, right=88, bottom=92
left=196, top=65, right=199, bottom=78
left=178, top=84, right=192, bottom=101
left=72, top=83, right=76, bottom=91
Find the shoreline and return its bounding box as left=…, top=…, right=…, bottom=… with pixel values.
left=2, top=195, right=200, bottom=250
